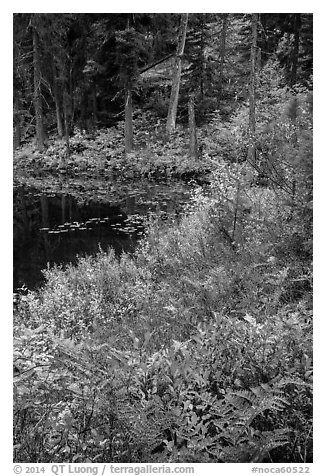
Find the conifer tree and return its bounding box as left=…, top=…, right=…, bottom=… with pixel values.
left=248, top=13, right=258, bottom=163
left=217, top=14, right=229, bottom=98
left=188, top=93, right=198, bottom=159
left=166, top=13, right=188, bottom=134
left=289, top=14, right=301, bottom=86
left=31, top=15, right=46, bottom=150
left=116, top=25, right=143, bottom=152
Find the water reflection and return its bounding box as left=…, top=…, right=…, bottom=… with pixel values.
left=13, top=181, right=189, bottom=291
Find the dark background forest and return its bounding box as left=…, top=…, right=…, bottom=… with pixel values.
left=13, top=13, right=313, bottom=465
left=13, top=13, right=312, bottom=154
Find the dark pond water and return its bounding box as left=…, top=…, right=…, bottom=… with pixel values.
left=13, top=176, right=192, bottom=291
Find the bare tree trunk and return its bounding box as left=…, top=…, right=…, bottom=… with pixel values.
left=217, top=14, right=228, bottom=97
left=63, top=89, right=70, bottom=163
left=55, top=97, right=64, bottom=139
left=125, top=89, right=133, bottom=153
left=79, top=89, right=88, bottom=132
left=290, top=14, right=301, bottom=86
left=68, top=59, right=75, bottom=129
left=52, top=60, right=63, bottom=138
left=13, top=92, right=22, bottom=149
left=92, top=81, right=98, bottom=129
left=247, top=13, right=258, bottom=164
left=166, top=13, right=188, bottom=134
left=199, top=13, right=206, bottom=100
left=232, top=178, right=241, bottom=243
left=32, top=24, right=46, bottom=150
left=188, top=93, right=198, bottom=159
left=13, top=42, right=22, bottom=149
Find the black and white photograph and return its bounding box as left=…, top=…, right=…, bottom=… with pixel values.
left=12, top=8, right=314, bottom=469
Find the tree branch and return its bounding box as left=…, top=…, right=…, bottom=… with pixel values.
left=139, top=53, right=174, bottom=75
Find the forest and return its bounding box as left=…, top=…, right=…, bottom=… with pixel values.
left=13, top=13, right=313, bottom=464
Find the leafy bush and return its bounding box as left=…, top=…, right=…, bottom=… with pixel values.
left=14, top=150, right=312, bottom=462
left=13, top=71, right=312, bottom=462
left=14, top=295, right=312, bottom=462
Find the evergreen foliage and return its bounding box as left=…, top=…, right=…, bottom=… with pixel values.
left=13, top=12, right=313, bottom=464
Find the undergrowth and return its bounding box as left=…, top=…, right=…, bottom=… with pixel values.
left=13, top=92, right=313, bottom=463
left=14, top=160, right=312, bottom=463
left=13, top=112, right=212, bottom=181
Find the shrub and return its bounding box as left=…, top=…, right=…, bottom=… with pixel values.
left=13, top=84, right=312, bottom=461
left=14, top=158, right=312, bottom=462
left=14, top=300, right=312, bottom=462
